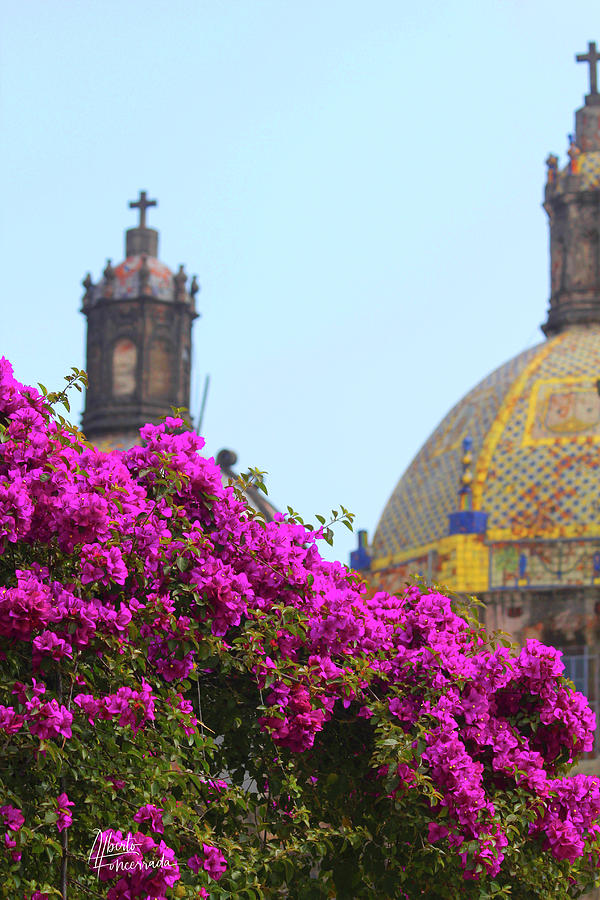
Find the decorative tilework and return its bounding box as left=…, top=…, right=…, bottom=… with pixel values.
left=92, top=255, right=175, bottom=302
left=372, top=533, right=489, bottom=595
left=490, top=539, right=600, bottom=588
left=522, top=377, right=600, bottom=445
left=373, top=326, right=600, bottom=567
left=372, top=344, right=541, bottom=559
left=556, top=151, right=600, bottom=191
left=471, top=338, right=558, bottom=510
left=480, top=326, right=600, bottom=541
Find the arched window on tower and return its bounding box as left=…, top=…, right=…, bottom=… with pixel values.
left=112, top=338, right=137, bottom=398
left=148, top=338, right=172, bottom=400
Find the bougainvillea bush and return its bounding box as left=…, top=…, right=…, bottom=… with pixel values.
left=1, top=357, right=600, bottom=900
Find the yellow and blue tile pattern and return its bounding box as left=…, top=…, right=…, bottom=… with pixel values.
left=555, top=151, right=600, bottom=191
left=372, top=344, right=541, bottom=560
left=373, top=326, right=600, bottom=584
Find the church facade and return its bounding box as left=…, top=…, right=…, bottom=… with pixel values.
left=366, top=44, right=600, bottom=735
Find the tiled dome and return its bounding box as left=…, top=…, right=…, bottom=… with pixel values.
left=373, top=326, right=600, bottom=564
left=94, top=255, right=175, bottom=302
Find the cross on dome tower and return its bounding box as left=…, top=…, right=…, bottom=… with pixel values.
left=576, top=41, right=600, bottom=99
left=129, top=190, right=157, bottom=228
left=124, top=190, right=160, bottom=258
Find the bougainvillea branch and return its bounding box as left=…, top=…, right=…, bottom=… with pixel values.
left=0, top=357, right=599, bottom=899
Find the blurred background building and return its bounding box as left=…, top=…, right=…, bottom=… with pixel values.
left=362, top=43, right=600, bottom=741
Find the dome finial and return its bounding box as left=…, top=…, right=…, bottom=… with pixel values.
left=458, top=435, right=473, bottom=512
left=447, top=435, right=488, bottom=536
left=129, top=190, right=157, bottom=229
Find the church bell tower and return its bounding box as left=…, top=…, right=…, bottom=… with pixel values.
left=543, top=42, right=600, bottom=336
left=81, top=192, right=199, bottom=448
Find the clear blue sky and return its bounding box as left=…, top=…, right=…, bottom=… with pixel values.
left=2, top=0, right=598, bottom=563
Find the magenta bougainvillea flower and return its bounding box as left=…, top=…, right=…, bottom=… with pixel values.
left=133, top=803, right=164, bottom=834
left=55, top=793, right=74, bottom=832
left=0, top=805, right=24, bottom=832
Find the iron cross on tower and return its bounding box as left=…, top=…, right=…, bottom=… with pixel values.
left=129, top=190, right=157, bottom=229
left=576, top=41, right=600, bottom=95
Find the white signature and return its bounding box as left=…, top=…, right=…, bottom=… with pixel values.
left=88, top=829, right=177, bottom=876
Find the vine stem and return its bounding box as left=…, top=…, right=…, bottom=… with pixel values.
left=58, top=666, right=68, bottom=900
left=60, top=828, right=69, bottom=900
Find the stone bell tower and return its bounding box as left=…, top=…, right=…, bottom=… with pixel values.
left=81, top=192, right=199, bottom=449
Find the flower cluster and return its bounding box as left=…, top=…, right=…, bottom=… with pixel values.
left=188, top=844, right=227, bottom=881
left=8, top=678, right=73, bottom=741
left=1, top=805, right=24, bottom=862
left=0, top=355, right=599, bottom=895
left=55, top=793, right=74, bottom=833
left=73, top=681, right=155, bottom=732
